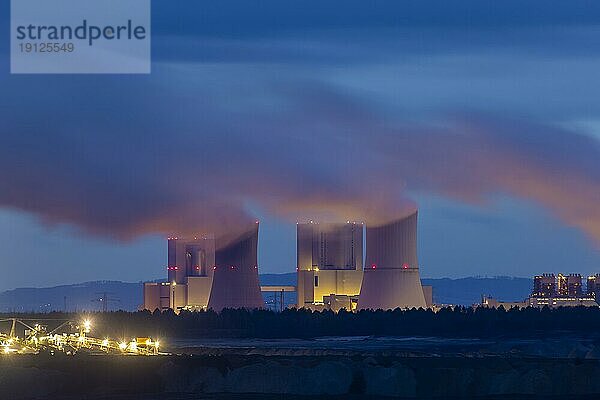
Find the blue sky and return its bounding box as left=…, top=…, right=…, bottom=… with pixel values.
left=0, top=0, right=599, bottom=290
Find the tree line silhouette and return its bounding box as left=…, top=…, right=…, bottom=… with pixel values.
left=2, top=306, right=600, bottom=340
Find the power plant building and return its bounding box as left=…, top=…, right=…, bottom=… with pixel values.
left=358, top=212, right=427, bottom=310
left=587, top=274, right=600, bottom=298
left=296, top=222, right=364, bottom=311
left=208, top=224, right=264, bottom=312
left=528, top=273, right=597, bottom=308
left=143, top=236, right=216, bottom=312
left=546, top=273, right=582, bottom=298
left=533, top=274, right=556, bottom=297
left=143, top=224, right=264, bottom=313
left=566, top=274, right=583, bottom=297
left=144, top=213, right=435, bottom=313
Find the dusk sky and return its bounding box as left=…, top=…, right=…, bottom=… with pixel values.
left=1, top=0, right=599, bottom=291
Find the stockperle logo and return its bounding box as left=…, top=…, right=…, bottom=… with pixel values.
left=11, top=0, right=151, bottom=74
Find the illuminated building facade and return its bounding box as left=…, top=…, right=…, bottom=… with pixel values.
left=296, top=222, right=364, bottom=311
left=143, top=236, right=216, bottom=312
left=557, top=273, right=568, bottom=296
left=566, top=274, right=583, bottom=297
left=482, top=273, right=598, bottom=310
left=528, top=272, right=597, bottom=308
left=533, top=274, right=556, bottom=297
left=587, top=274, right=600, bottom=297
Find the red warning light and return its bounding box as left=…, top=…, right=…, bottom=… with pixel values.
left=371, top=264, right=377, bottom=269
left=402, top=263, right=409, bottom=269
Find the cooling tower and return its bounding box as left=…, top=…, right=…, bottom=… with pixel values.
left=207, top=223, right=264, bottom=312
left=358, top=212, right=427, bottom=310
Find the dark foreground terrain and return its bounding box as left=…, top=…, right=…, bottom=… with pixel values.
left=4, top=308, right=600, bottom=398
left=2, top=350, right=600, bottom=399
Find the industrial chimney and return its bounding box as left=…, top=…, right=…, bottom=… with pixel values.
left=358, top=211, right=427, bottom=310
left=207, top=223, right=264, bottom=312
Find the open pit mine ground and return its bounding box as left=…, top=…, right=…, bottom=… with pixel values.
left=3, top=335, right=600, bottom=399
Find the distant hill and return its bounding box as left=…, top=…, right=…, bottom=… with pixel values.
left=260, top=273, right=296, bottom=286
left=422, top=277, right=532, bottom=306
left=0, top=274, right=531, bottom=312
left=0, top=281, right=142, bottom=313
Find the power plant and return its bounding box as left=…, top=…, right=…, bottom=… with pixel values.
left=358, top=212, right=428, bottom=310
left=483, top=273, right=600, bottom=309
left=296, top=222, right=364, bottom=311
left=144, top=224, right=264, bottom=312
left=144, top=212, right=432, bottom=313
left=143, top=236, right=216, bottom=312
left=528, top=273, right=597, bottom=308
left=208, top=224, right=264, bottom=312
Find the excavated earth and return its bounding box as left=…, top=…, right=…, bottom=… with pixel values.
left=3, top=336, right=600, bottom=399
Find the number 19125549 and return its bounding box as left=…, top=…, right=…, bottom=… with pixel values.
left=19, top=42, right=75, bottom=53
